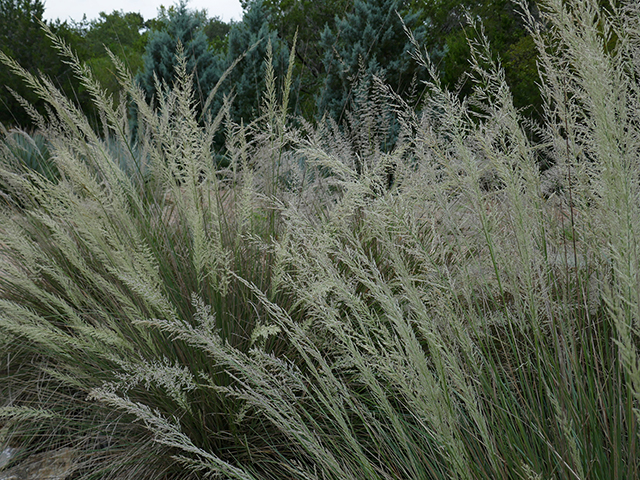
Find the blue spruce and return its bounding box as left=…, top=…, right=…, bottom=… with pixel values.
left=317, top=0, right=429, bottom=121
left=215, top=0, right=292, bottom=125
left=136, top=0, right=219, bottom=112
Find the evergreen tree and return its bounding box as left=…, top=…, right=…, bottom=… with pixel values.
left=136, top=0, right=218, bottom=112
left=216, top=0, right=291, bottom=124
left=316, top=0, right=430, bottom=122
left=261, top=0, right=351, bottom=118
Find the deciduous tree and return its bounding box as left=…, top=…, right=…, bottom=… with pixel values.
left=80, top=11, right=147, bottom=99
left=0, top=0, right=80, bottom=127
left=412, top=0, right=542, bottom=116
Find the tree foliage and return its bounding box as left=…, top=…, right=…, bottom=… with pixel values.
left=412, top=0, right=542, bottom=116
left=79, top=11, right=147, bottom=99
left=0, top=0, right=567, bottom=131
left=0, top=0, right=81, bottom=127
left=262, top=0, right=351, bottom=117
left=202, top=16, right=231, bottom=54
left=136, top=0, right=218, bottom=111
left=316, top=0, right=430, bottom=122
left=215, top=0, right=291, bottom=124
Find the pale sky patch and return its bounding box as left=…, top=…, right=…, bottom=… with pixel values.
left=42, top=0, right=244, bottom=24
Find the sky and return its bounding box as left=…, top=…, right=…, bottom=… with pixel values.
left=41, top=0, right=245, bottom=24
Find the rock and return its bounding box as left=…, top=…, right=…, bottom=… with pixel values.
left=0, top=448, right=19, bottom=471
left=0, top=447, right=76, bottom=480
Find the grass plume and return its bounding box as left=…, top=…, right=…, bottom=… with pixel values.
left=1, top=0, right=640, bottom=478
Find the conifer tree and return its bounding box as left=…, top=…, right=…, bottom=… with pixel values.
left=215, top=0, right=291, bottom=124
left=316, top=0, right=430, bottom=121
left=261, top=0, right=351, bottom=118
left=136, top=0, right=218, bottom=112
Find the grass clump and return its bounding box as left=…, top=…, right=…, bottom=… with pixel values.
left=1, top=0, right=640, bottom=478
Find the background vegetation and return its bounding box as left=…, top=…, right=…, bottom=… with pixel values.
left=1, top=0, right=640, bottom=478
left=0, top=0, right=549, bottom=130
